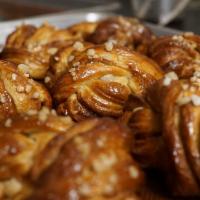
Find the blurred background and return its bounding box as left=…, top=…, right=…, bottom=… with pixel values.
left=0, top=0, right=199, bottom=33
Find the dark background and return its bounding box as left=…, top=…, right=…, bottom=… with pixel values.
left=0, top=0, right=200, bottom=34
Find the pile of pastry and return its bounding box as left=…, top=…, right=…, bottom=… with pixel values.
left=0, top=16, right=199, bottom=200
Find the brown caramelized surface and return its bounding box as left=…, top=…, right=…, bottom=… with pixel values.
left=149, top=33, right=200, bottom=78
left=52, top=43, right=162, bottom=121
left=30, top=118, right=144, bottom=199
left=0, top=16, right=200, bottom=200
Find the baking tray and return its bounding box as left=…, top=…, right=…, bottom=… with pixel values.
left=0, top=12, right=181, bottom=47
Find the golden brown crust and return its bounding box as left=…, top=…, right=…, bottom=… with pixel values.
left=149, top=75, right=200, bottom=196
left=162, top=80, right=200, bottom=196
left=87, top=16, right=155, bottom=53
left=0, top=110, right=74, bottom=199
left=2, top=17, right=200, bottom=199
left=52, top=44, right=163, bottom=121
left=67, top=21, right=97, bottom=39
left=29, top=118, right=144, bottom=200
left=149, top=33, right=200, bottom=78
left=87, top=16, right=155, bottom=54
left=50, top=41, right=93, bottom=79
left=6, top=24, right=75, bottom=49
left=120, top=105, right=164, bottom=168
left=0, top=60, right=51, bottom=121
left=1, top=24, right=80, bottom=79
left=122, top=68, right=200, bottom=196
left=6, top=25, right=37, bottom=49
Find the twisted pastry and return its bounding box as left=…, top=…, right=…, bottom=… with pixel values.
left=52, top=43, right=163, bottom=121
left=162, top=81, right=200, bottom=196
left=0, top=23, right=78, bottom=79
left=50, top=41, right=93, bottom=79
left=67, top=21, right=97, bottom=39
left=149, top=33, right=200, bottom=78
left=122, top=70, right=200, bottom=196
left=87, top=16, right=155, bottom=54
left=29, top=117, right=144, bottom=200
left=120, top=98, right=163, bottom=168
left=0, top=60, right=51, bottom=121
left=148, top=71, right=200, bottom=196
left=2, top=17, right=199, bottom=200
left=0, top=108, right=73, bottom=199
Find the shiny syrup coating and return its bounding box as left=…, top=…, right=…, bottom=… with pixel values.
left=149, top=77, right=200, bottom=196
left=87, top=16, right=155, bottom=54
left=0, top=60, right=51, bottom=121
left=52, top=42, right=163, bottom=121
left=149, top=33, right=200, bottom=78
left=0, top=111, right=74, bottom=199
left=29, top=118, right=144, bottom=200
